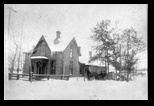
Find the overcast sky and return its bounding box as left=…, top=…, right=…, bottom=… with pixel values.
left=4, top=4, right=147, bottom=69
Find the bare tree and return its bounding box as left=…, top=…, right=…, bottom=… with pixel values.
left=121, top=28, right=146, bottom=82
left=8, top=33, right=19, bottom=73
left=111, top=28, right=146, bottom=81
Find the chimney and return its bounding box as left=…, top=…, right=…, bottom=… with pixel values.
left=56, top=31, right=61, bottom=39
left=78, top=47, right=81, bottom=56
left=54, top=31, right=61, bottom=45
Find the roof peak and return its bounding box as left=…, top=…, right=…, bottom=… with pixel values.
left=44, top=35, right=74, bottom=52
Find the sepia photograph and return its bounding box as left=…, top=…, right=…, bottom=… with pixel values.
left=4, top=4, right=147, bottom=100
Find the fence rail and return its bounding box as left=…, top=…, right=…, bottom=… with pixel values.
left=9, top=73, right=69, bottom=82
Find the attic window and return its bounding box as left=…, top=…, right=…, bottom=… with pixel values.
left=70, top=45, right=73, bottom=58
left=40, top=42, right=46, bottom=56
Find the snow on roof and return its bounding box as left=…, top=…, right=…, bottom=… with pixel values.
left=85, top=61, right=105, bottom=67
left=31, top=56, right=48, bottom=59
left=86, top=64, right=105, bottom=67
left=44, top=35, right=73, bottom=52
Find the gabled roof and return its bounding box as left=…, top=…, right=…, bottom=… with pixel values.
left=32, top=33, right=81, bottom=56
left=33, top=35, right=51, bottom=53
left=44, top=35, right=74, bottom=52
left=86, top=60, right=105, bottom=67
left=45, top=37, right=81, bottom=56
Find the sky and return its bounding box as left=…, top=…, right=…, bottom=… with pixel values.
left=4, top=4, right=147, bottom=69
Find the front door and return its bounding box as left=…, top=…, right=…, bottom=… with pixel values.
left=50, top=60, right=56, bottom=74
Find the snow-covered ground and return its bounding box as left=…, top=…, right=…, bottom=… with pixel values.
left=5, top=76, right=148, bottom=100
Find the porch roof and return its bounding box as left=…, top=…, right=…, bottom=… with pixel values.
left=30, top=56, right=49, bottom=59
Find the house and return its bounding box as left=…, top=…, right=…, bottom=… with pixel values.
left=85, top=64, right=106, bottom=74
left=79, top=62, right=107, bottom=77
left=79, top=51, right=107, bottom=77
left=79, top=62, right=86, bottom=76
left=23, top=31, right=81, bottom=77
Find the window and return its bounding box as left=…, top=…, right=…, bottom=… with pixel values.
left=69, top=61, right=73, bottom=76
left=70, top=45, right=73, bottom=58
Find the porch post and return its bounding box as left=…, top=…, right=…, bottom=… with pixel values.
left=34, top=62, right=37, bottom=74
left=84, top=68, right=85, bottom=81
left=47, top=59, right=50, bottom=75
left=63, top=60, right=65, bottom=79
left=47, top=60, right=50, bottom=80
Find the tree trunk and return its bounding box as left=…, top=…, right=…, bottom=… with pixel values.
left=133, top=66, right=134, bottom=80
left=119, top=44, right=121, bottom=81
left=107, top=49, right=109, bottom=79
left=11, top=43, right=18, bottom=74
left=115, top=68, right=117, bottom=80
left=127, top=71, right=129, bottom=82
left=119, top=69, right=121, bottom=81
left=11, top=53, right=17, bottom=73
left=105, top=50, right=107, bottom=80
left=11, top=61, right=14, bottom=74
left=84, top=68, right=85, bottom=81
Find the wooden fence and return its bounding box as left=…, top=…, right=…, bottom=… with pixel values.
left=9, top=72, right=69, bottom=82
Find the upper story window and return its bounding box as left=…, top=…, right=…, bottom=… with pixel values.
left=40, top=42, right=46, bottom=56
left=70, top=45, right=73, bottom=58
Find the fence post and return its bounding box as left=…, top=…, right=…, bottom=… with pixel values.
left=29, top=72, right=33, bottom=82
left=9, top=73, right=12, bottom=80
left=67, top=76, right=69, bottom=80
left=47, top=75, right=49, bottom=80
left=17, top=74, right=19, bottom=80
left=84, top=68, right=85, bottom=82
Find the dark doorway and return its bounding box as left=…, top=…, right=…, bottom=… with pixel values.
left=31, top=59, right=48, bottom=74
left=69, top=61, right=73, bottom=76
left=50, top=60, right=56, bottom=75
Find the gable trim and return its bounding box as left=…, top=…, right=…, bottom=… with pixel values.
left=33, top=35, right=51, bottom=54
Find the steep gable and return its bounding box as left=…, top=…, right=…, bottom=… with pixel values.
left=31, top=35, right=51, bottom=58
left=31, top=34, right=81, bottom=58
left=71, top=37, right=81, bottom=56
left=64, top=37, right=81, bottom=56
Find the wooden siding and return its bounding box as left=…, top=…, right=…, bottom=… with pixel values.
left=32, top=41, right=51, bottom=58
left=63, top=40, right=79, bottom=77
left=23, top=35, right=80, bottom=77
left=50, top=52, right=63, bottom=75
